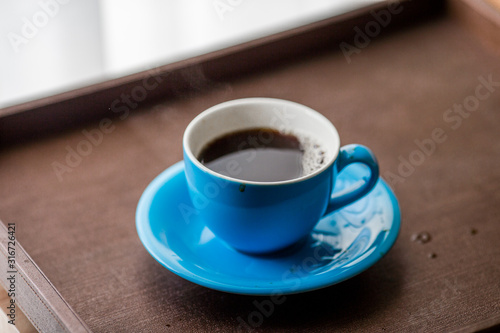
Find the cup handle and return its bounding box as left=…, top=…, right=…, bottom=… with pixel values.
left=324, top=144, right=379, bottom=215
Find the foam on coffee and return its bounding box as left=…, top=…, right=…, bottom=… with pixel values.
left=293, top=131, right=328, bottom=177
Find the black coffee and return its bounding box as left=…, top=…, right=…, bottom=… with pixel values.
left=198, top=128, right=324, bottom=182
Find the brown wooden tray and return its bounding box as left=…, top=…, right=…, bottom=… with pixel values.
left=1, top=0, right=500, bottom=332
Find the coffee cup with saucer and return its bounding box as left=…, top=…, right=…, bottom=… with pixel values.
left=136, top=98, right=401, bottom=294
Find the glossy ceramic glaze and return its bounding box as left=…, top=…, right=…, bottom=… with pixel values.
left=136, top=161, right=400, bottom=295
left=183, top=98, right=379, bottom=253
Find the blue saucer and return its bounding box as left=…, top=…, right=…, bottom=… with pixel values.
left=136, top=161, right=400, bottom=295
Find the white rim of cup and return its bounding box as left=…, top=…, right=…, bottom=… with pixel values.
left=183, top=98, right=340, bottom=186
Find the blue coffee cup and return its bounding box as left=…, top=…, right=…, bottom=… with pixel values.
left=183, top=98, right=379, bottom=254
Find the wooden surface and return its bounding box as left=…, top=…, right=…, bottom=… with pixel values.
left=1, top=10, right=500, bottom=333
left=450, top=0, right=500, bottom=57
left=487, top=0, right=500, bottom=11
left=0, top=221, right=92, bottom=333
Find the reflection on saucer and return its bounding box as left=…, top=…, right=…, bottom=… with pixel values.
left=136, top=161, right=400, bottom=295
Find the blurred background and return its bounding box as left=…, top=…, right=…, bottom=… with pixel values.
left=0, top=0, right=383, bottom=109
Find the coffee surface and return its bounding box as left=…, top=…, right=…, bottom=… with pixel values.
left=198, top=128, right=325, bottom=182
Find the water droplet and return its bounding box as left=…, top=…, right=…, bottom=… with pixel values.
left=411, top=232, right=431, bottom=244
